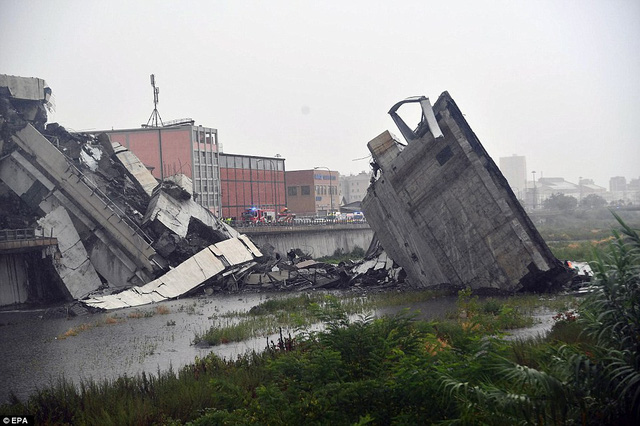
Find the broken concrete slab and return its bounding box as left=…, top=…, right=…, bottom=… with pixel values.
left=2, top=74, right=265, bottom=306
left=82, top=236, right=262, bottom=310
left=0, top=132, right=157, bottom=287
left=0, top=74, right=51, bottom=134
left=164, top=174, right=193, bottom=199
left=0, top=151, right=142, bottom=289
left=11, top=124, right=160, bottom=276
left=111, top=141, right=159, bottom=197
left=362, top=92, right=569, bottom=293
left=0, top=75, right=50, bottom=102
left=37, top=206, right=102, bottom=299
left=144, top=190, right=239, bottom=240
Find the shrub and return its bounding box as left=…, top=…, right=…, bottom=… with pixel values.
left=440, top=214, right=640, bottom=425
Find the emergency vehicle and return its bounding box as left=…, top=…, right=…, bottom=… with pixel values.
left=242, top=207, right=296, bottom=224
left=242, top=207, right=276, bottom=224
left=277, top=208, right=296, bottom=224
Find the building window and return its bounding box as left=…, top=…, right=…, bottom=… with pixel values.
left=288, top=186, right=298, bottom=196
left=301, top=185, right=310, bottom=195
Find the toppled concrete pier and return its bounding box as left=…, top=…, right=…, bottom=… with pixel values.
left=362, top=93, right=569, bottom=293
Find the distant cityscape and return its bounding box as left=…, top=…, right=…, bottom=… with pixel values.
left=499, top=154, right=639, bottom=209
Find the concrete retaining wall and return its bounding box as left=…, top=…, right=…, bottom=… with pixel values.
left=246, top=226, right=374, bottom=258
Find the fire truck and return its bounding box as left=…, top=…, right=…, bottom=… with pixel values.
left=242, top=207, right=275, bottom=224
left=277, top=208, right=296, bottom=224
left=242, top=207, right=296, bottom=225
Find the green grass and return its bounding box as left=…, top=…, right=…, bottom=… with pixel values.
left=547, top=238, right=613, bottom=262
left=316, top=246, right=366, bottom=264
left=195, top=290, right=576, bottom=347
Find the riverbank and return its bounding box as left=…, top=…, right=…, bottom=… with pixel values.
left=0, top=288, right=576, bottom=405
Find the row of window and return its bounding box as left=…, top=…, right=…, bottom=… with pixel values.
left=317, top=185, right=337, bottom=195
left=287, top=185, right=337, bottom=196
left=220, top=155, right=284, bottom=171
left=194, top=151, right=219, bottom=164
left=194, top=178, right=220, bottom=194
left=193, top=129, right=217, bottom=145
left=288, top=185, right=310, bottom=196
left=193, top=165, right=217, bottom=178
left=314, top=174, right=336, bottom=180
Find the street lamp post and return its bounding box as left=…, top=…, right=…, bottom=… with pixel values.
left=532, top=171, right=537, bottom=209
left=314, top=166, right=333, bottom=216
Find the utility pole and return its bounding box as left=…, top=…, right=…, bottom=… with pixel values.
left=532, top=171, right=537, bottom=209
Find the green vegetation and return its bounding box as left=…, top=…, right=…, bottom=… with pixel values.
left=547, top=239, right=612, bottom=263
left=194, top=289, right=567, bottom=347
left=3, top=216, right=638, bottom=424
left=317, top=245, right=366, bottom=264
left=536, top=208, right=640, bottom=262
left=543, top=193, right=578, bottom=211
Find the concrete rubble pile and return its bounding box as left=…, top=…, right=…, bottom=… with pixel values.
left=362, top=92, right=573, bottom=293
left=241, top=243, right=406, bottom=292
left=0, top=74, right=406, bottom=310
left=0, top=74, right=262, bottom=309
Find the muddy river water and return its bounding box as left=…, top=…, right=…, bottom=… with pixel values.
left=0, top=291, right=554, bottom=404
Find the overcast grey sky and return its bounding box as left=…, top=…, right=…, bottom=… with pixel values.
left=1, top=0, right=638, bottom=187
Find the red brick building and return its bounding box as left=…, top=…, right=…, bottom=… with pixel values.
left=219, top=153, right=286, bottom=220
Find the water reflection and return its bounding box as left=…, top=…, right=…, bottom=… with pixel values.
left=0, top=292, right=547, bottom=403
left=0, top=294, right=273, bottom=403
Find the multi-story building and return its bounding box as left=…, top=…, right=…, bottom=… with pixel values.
left=499, top=155, right=527, bottom=199
left=609, top=176, right=627, bottom=203
left=340, top=171, right=371, bottom=204
left=219, top=153, right=286, bottom=220
left=527, top=177, right=606, bottom=207
left=610, top=176, right=627, bottom=193
left=628, top=178, right=640, bottom=204
left=105, top=123, right=222, bottom=213
left=285, top=169, right=339, bottom=217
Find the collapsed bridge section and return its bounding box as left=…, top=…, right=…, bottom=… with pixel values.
left=0, top=74, right=256, bottom=307
left=362, top=92, right=569, bottom=293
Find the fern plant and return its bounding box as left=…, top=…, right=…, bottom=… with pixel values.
left=578, top=212, right=640, bottom=423
left=440, top=213, right=640, bottom=425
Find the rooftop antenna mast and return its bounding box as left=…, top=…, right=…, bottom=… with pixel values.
left=145, top=74, right=163, bottom=127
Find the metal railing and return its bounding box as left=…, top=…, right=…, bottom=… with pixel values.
left=61, top=157, right=154, bottom=246
left=0, top=228, right=54, bottom=241
left=233, top=218, right=368, bottom=228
